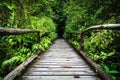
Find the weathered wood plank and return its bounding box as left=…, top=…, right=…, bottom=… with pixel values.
left=44, top=52, right=77, bottom=54
left=32, top=64, right=88, bottom=67
left=40, top=57, right=80, bottom=60
left=34, top=62, right=87, bottom=65
left=37, top=60, right=84, bottom=63
left=24, top=72, right=96, bottom=76
left=26, top=67, right=94, bottom=72
left=41, top=55, right=78, bottom=57
left=17, top=39, right=97, bottom=80
left=18, top=76, right=97, bottom=80
left=30, top=65, right=89, bottom=68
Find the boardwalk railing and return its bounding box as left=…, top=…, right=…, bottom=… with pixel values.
left=67, top=24, right=120, bottom=80
left=0, top=27, right=41, bottom=80
left=0, top=27, right=40, bottom=43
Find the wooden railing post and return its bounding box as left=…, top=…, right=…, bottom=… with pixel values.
left=80, top=33, right=84, bottom=50
left=37, top=31, right=40, bottom=43
left=66, top=24, right=120, bottom=80
left=0, top=27, right=42, bottom=80
left=80, top=24, right=120, bottom=51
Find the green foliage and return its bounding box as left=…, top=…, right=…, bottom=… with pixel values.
left=0, top=0, right=57, bottom=78
left=30, top=16, right=56, bottom=33
left=1, top=0, right=120, bottom=79
left=84, top=30, right=120, bottom=80
left=1, top=56, right=24, bottom=70
left=69, top=38, right=80, bottom=49
left=39, top=37, right=52, bottom=51
left=100, top=62, right=119, bottom=80
left=63, top=0, right=120, bottom=79
left=0, top=77, right=2, bottom=80
left=63, top=0, right=87, bottom=38
left=84, top=30, right=113, bottom=54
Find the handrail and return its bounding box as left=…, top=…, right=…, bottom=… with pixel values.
left=0, top=27, right=41, bottom=80
left=80, top=24, right=120, bottom=50
left=67, top=24, right=120, bottom=50
left=3, top=51, right=41, bottom=80
left=67, top=24, right=120, bottom=80
left=0, top=27, right=40, bottom=43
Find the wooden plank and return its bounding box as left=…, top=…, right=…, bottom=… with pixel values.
left=40, top=57, right=80, bottom=59
left=50, top=45, right=70, bottom=47
left=26, top=67, right=94, bottom=72
left=37, top=60, right=84, bottom=63
left=34, top=62, right=87, bottom=65
left=24, top=72, right=96, bottom=76
left=32, top=64, right=88, bottom=67
left=40, top=58, right=80, bottom=60
left=40, top=57, right=79, bottom=58
left=43, top=54, right=78, bottom=56
left=41, top=56, right=81, bottom=58
left=41, top=56, right=79, bottom=58
left=42, top=53, right=78, bottom=56
left=49, top=48, right=74, bottom=50
left=38, top=60, right=84, bottom=62
left=40, top=57, right=81, bottom=60
left=17, top=39, right=97, bottom=80
left=42, top=54, right=77, bottom=56
left=18, top=76, right=97, bottom=80
left=30, top=65, right=89, bottom=68
left=49, top=50, right=74, bottom=52
left=43, top=52, right=78, bottom=54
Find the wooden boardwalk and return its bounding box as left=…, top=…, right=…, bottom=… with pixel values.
left=17, top=39, right=97, bottom=80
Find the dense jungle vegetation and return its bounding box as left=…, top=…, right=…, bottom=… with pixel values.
left=0, top=0, right=120, bottom=80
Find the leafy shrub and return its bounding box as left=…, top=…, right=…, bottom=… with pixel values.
left=0, top=1, right=57, bottom=78
left=63, top=0, right=120, bottom=79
